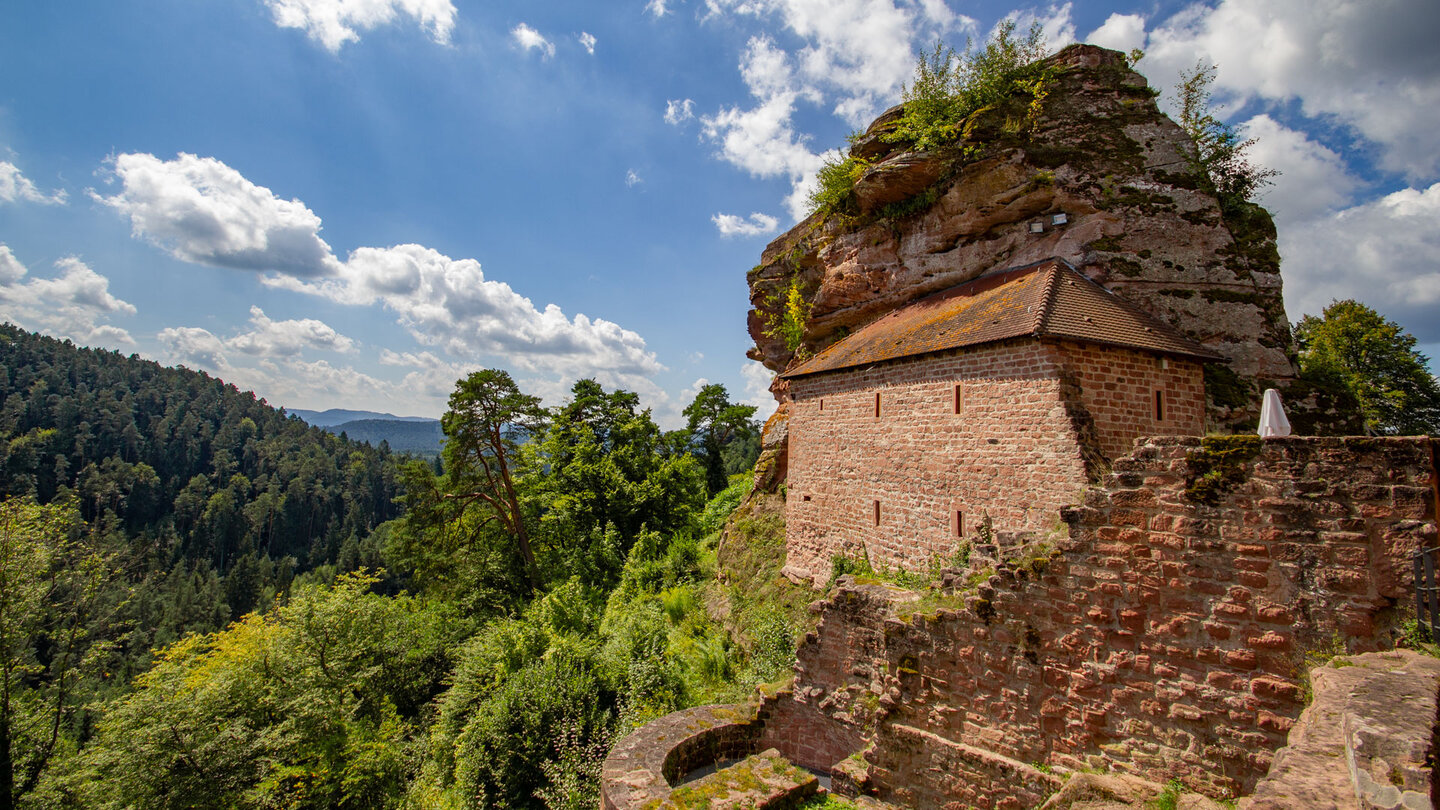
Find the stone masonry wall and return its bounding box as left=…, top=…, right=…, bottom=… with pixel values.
left=783, top=437, right=1438, bottom=804
left=1057, top=342, right=1205, bottom=461
left=784, top=338, right=1204, bottom=584
left=786, top=340, right=1091, bottom=584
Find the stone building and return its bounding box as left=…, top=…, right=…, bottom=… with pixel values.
left=780, top=257, right=1220, bottom=584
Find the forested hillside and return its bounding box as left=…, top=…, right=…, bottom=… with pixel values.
left=326, top=418, right=445, bottom=457
left=0, top=324, right=805, bottom=810
left=0, top=323, right=403, bottom=573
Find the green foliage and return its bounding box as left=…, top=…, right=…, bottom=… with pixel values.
left=1299, top=633, right=1349, bottom=705
left=429, top=632, right=614, bottom=809
left=683, top=384, right=759, bottom=497
left=440, top=369, right=548, bottom=592
left=79, top=571, right=469, bottom=810
left=0, top=324, right=405, bottom=577
left=1173, top=63, right=1278, bottom=213
left=828, top=550, right=932, bottom=591
left=1184, top=435, right=1263, bottom=505
left=1148, top=779, right=1184, bottom=810
left=0, top=331, right=801, bottom=810
left=795, top=797, right=859, bottom=810
left=805, top=22, right=1053, bottom=216
left=806, top=155, right=869, bottom=216
left=763, top=279, right=814, bottom=353
left=884, top=21, right=1051, bottom=152
left=1294, top=300, right=1440, bottom=435
left=0, top=497, right=118, bottom=808
left=1399, top=618, right=1440, bottom=656
left=699, top=474, right=754, bottom=537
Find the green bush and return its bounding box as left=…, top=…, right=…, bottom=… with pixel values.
left=884, top=21, right=1052, bottom=153
left=806, top=155, right=870, bottom=216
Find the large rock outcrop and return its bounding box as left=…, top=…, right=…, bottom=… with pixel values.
left=747, top=44, right=1300, bottom=440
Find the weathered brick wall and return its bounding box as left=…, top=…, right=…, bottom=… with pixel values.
left=1056, top=341, right=1205, bottom=461
left=788, top=437, right=1438, bottom=802
left=786, top=340, right=1089, bottom=583
left=784, top=339, right=1204, bottom=584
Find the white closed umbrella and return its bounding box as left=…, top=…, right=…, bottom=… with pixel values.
left=1258, top=388, right=1291, bottom=438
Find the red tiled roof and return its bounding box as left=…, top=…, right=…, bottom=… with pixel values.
left=782, top=258, right=1223, bottom=379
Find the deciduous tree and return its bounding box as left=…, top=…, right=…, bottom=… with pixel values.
left=0, top=497, right=114, bottom=810
left=1295, top=300, right=1440, bottom=435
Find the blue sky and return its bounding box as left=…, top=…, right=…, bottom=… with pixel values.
left=1, top=0, right=1437, bottom=426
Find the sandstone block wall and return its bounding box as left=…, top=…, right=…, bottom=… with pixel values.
left=785, top=339, right=1203, bottom=583
left=786, top=340, right=1090, bottom=583
left=784, top=437, right=1438, bottom=803
left=1058, top=342, right=1204, bottom=461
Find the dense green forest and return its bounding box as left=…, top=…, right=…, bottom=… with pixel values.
left=0, top=324, right=803, bottom=810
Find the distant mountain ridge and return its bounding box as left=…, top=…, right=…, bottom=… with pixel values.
left=328, top=419, right=446, bottom=457
left=288, top=408, right=438, bottom=427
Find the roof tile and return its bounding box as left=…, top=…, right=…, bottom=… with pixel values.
left=783, top=258, right=1222, bottom=379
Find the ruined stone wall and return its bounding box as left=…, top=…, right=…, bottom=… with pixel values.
left=786, top=437, right=1438, bottom=803
left=784, top=339, right=1204, bottom=584
left=785, top=340, right=1093, bottom=584
left=1057, top=342, right=1205, bottom=461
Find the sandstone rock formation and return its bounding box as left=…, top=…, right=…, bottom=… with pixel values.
left=748, top=44, right=1301, bottom=439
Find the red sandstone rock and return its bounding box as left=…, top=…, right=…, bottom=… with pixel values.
left=748, top=44, right=1300, bottom=439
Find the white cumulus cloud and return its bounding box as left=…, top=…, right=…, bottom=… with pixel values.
left=1085, top=12, right=1146, bottom=54
left=1281, top=183, right=1440, bottom=341
left=740, top=360, right=778, bottom=422
left=99, top=154, right=668, bottom=410
left=664, top=99, right=696, bottom=125
left=713, top=211, right=779, bottom=237
left=1238, top=115, right=1360, bottom=225
left=512, top=23, right=555, bottom=57
left=646, top=0, right=673, bottom=18
left=0, top=246, right=26, bottom=285
left=157, top=326, right=229, bottom=369
left=579, top=31, right=597, bottom=54
left=0, top=249, right=135, bottom=346
left=626, top=169, right=643, bottom=187
left=1139, top=0, right=1440, bottom=179
left=227, top=306, right=356, bottom=356
left=263, top=0, right=456, bottom=52
left=92, top=152, right=340, bottom=277
left=0, top=160, right=67, bottom=205
left=272, top=243, right=665, bottom=383
left=696, top=1, right=974, bottom=222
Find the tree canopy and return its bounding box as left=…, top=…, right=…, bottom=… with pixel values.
left=1295, top=300, right=1440, bottom=435
left=683, top=384, right=758, bottom=496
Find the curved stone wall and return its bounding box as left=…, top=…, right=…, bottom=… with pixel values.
left=600, top=704, right=764, bottom=810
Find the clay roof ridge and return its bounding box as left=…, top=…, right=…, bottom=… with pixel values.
left=1032, top=260, right=1064, bottom=338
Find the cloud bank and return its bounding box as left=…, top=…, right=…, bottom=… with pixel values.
left=263, top=0, right=457, bottom=52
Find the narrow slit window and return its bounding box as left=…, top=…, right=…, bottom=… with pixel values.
left=1154, top=390, right=1165, bottom=421
left=955, top=510, right=965, bottom=537
left=819, top=398, right=824, bottom=411
left=953, top=383, right=964, bottom=415
left=874, top=392, right=881, bottom=417
left=873, top=500, right=881, bottom=526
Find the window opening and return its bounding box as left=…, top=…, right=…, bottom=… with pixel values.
left=955, top=510, right=964, bottom=536
left=873, top=500, right=881, bottom=526
left=1154, top=390, right=1165, bottom=421
left=953, top=383, right=964, bottom=415
left=874, top=392, right=881, bottom=417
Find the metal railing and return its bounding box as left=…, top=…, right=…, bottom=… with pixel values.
left=1414, top=547, right=1440, bottom=644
